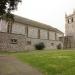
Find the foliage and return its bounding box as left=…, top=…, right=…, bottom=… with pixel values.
left=0, top=0, right=22, bottom=23
left=35, top=42, right=45, bottom=50
left=0, top=0, right=22, bottom=16
left=0, top=12, right=14, bottom=22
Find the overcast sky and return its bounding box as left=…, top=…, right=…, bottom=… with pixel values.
left=13, top=0, right=75, bottom=33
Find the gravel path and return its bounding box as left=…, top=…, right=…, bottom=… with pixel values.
left=0, top=56, right=43, bottom=75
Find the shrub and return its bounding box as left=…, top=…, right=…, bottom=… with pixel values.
left=57, top=44, right=62, bottom=49
left=35, top=42, right=45, bottom=50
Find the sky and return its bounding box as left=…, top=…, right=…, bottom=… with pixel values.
left=13, top=0, right=75, bottom=33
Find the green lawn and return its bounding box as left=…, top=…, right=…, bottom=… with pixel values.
left=1, top=50, right=75, bottom=75
left=12, top=50, right=75, bottom=75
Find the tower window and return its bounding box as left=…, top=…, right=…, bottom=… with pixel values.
left=68, top=17, right=74, bottom=23
left=68, top=19, right=69, bottom=23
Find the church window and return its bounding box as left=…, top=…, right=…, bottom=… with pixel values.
left=7, top=21, right=12, bottom=33
left=11, top=39, right=17, bottom=44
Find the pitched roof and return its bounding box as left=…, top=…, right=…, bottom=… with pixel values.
left=14, top=15, right=64, bottom=34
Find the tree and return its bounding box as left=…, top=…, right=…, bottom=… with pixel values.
left=0, top=0, right=22, bottom=16
left=0, top=0, right=22, bottom=22
left=0, top=0, right=22, bottom=33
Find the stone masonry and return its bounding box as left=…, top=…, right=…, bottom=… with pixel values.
left=0, top=15, right=64, bottom=51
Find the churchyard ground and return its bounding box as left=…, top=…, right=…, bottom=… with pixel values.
left=0, top=49, right=75, bottom=75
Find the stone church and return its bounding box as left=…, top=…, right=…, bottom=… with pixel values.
left=0, top=15, right=64, bottom=51
left=64, top=11, right=75, bottom=48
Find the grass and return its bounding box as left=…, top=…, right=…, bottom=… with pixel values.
left=1, top=49, right=75, bottom=75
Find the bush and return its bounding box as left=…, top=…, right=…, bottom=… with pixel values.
left=35, top=42, right=45, bottom=50
left=57, top=44, right=62, bottom=49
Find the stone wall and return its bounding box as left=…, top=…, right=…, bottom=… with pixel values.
left=0, top=18, right=63, bottom=51
left=30, top=38, right=63, bottom=50
left=0, top=32, right=26, bottom=52
left=0, top=32, right=63, bottom=51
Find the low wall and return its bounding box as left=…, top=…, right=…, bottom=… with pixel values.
left=0, top=32, right=63, bottom=52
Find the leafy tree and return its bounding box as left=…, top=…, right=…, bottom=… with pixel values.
left=0, top=0, right=22, bottom=33
left=0, top=0, right=22, bottom=21
left=0, top=0, right=22, bottom=15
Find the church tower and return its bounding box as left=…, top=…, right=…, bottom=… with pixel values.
left=65, top=11, right=75, bottom=36
left=65, top=10, right=75, bottom=48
